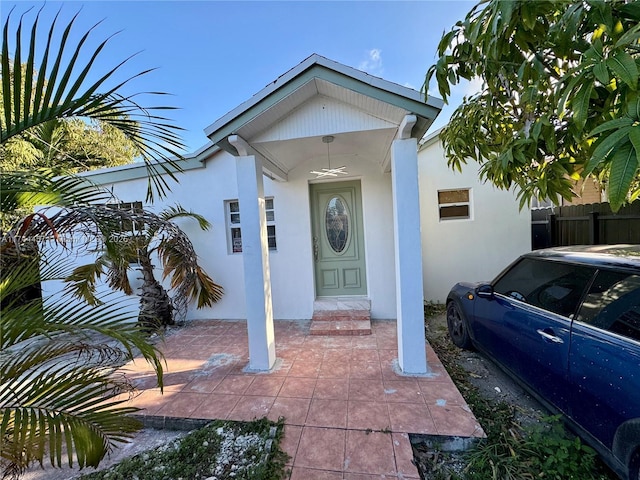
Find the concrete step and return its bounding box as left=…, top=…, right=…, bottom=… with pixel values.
left=310, top=304, right=371, bottom=336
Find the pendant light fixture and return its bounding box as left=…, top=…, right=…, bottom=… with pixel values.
left=310, top=135, right=348, bottom=178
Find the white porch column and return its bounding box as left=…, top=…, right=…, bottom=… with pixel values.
left=235, top=153, right=276, bottom=371
left=391, top=115, right=428, bottom=374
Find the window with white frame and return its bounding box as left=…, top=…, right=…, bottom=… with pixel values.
left=226, top=198, right=277, bottom=253
left=438, top=189, right=471, bottom=220
left=106, top=201, right=145, bottom=233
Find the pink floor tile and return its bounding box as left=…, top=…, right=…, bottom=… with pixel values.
left=295, top=427, right=346, bottom=471
left=318, top=360, right=350, bottom=378
left=279, top=377, right=317, bottom=398
left=344, top=430, right=396, bottom=476
left=288, top=360, right=321, bottom=378
left=349, top=362, right=382, bottom=380
left=306, top=399, right=348, bottom=428
left=244, top=375, right=285, bottom=396
left=383, top=379, right=425, bottom=403
left=268, top=397, right=311, bottom=425
left=228, top=395, right=275, bottom=421
left=212, top=374, right=254, bottom=395
left=314, top=378, right=349, bottom=400
left=154, top=392, right=206, bottom=418
left=392, top=432, right=421, bottom=478
left=182, top=376, right=224, bottom=394
left=349, top=379, right=386, bottom=402
left=419, top=380, right=468, bottom=406
left=347, top=401, right=390, bottom=431
left=128, top=390, right=170, bottom=415
left=388, top=402, right=438, bottom=435
left=351, top=349, right=379, bottom=363
left=289, top=467, right=343, bottom=480
left=429, top=404, right=485, bottom=437
left=117, top=319, right=484, bottom=480
left=280, top=425, right=302, bottom=466
left=194, top=393, right=241, bottom=420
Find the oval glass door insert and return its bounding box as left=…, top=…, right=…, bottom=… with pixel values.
left=325, top=196, right=350, bottom=253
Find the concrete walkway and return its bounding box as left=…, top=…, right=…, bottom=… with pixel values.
left=118, top=319, right=484, bottom=479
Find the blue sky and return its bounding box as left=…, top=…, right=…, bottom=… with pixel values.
left=5, top=1, right=479, bottom=152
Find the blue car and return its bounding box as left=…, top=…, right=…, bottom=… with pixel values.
left=446, top=245, right=640, bottom=480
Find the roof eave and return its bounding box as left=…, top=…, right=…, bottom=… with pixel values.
left=205, top=54, right=442, bottom=150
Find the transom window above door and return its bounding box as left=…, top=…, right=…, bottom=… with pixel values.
left=225, top=198, right=277, bottom=253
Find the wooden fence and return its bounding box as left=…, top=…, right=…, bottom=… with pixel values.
left=532, top=202, right=640, bottom=250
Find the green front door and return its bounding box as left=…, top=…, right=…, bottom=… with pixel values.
left=310, top=180, right=367, bottom=297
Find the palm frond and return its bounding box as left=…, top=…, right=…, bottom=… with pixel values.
left=1, top=247, right=164, bottom=476
left=0, top=169, right=111, bottom=218
left=160, top=204, right=212, bottom=231
left=1, top=7, right=186, bottom=202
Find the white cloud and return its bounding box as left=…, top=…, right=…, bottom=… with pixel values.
left=358, top=49, right=383, bottom=75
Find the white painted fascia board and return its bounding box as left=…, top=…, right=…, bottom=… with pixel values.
left=75, top=144, right=220, bottom=185
left=204, top=54, right=321, bottom=137
left=314, top=55, right=443, bottom=110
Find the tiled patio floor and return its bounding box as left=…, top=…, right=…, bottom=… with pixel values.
left=119, top=319, right=484, bottom=479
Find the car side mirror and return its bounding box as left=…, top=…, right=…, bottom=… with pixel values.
left=476, top=284, right=494, bottom=299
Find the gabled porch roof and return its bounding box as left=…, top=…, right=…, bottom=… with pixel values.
left=205, top=54, right=443, bottom=180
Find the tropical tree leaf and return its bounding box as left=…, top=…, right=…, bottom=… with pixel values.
left=606, top=51, right=639, bottom=90
left=0, top=248, right=164, bottom=476
left=608, top=143, right=639, bottom=210
left=1, top=7, right=186, bottom=202
left=426, top=0, right=640, bottom=211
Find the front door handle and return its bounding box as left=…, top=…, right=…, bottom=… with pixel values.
left=313, top=236, right=319, bottom=262
left=536, top=329, right=564, bottom=344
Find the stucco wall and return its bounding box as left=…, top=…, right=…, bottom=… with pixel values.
left=41, top=136, right=531, bottom=320
left=418, top=138, right=531, bottom=303
left=43, top=148, right=399, bottom=321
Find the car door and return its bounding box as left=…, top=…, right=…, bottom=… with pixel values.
left=472, top=258, right=594, bottom=412
left=569, top=269, right=640, bottom=450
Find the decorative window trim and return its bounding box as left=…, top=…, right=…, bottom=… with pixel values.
left=437, top=188, right=472, bottom=221
left=225, top=198, right=277, bottom=254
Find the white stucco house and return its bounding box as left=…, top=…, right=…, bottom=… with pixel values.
left=44, top=54, right=530, bottom=375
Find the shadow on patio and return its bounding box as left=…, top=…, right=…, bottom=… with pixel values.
left=118, top=319, right=484, bottom=479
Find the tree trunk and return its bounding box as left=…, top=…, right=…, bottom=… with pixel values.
left=137, top=248, right=173, bottom=330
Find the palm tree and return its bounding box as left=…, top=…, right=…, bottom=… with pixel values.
left=0, top=173, right=165, bottom=479
left=0, top=6, right=200, bottom=477
left=51, top=203, right=224, bottom=330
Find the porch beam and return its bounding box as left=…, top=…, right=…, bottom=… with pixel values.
left=229, top=135, right=288, bottom=182
left=391, top=114, right=428, bottom=375
left=235, top=153, right=277, bottom=371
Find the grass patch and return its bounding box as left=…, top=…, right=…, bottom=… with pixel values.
left=422, top=312, right=615, bottom=480
left=79, top=418, right=289, bottom=480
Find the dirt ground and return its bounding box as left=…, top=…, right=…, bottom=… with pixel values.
left=427, top=312, right=544, bottom=419
left=412, top=313, right=547, bottom=479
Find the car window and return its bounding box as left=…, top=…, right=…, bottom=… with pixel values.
left=576, top=270, right=640, bottom=342
left=493, top=258, right=595, bottom=317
